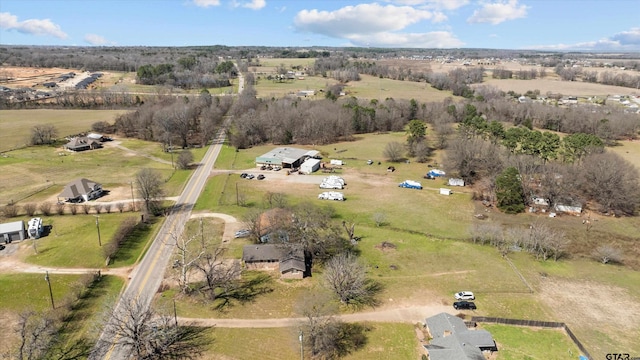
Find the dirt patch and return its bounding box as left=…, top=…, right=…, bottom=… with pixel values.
left=375, top=241, right=397, bottom=252
left=538, top=278, right=640, bottom=329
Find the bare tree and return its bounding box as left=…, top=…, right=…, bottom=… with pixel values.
left=15, top=310, right=57, bottom=360
left=30, top=124, right=58, bottom=145
left=192, top=247, right=241, bottom=301
left=103, top=203, right=112, bottom=214
left=323, top=253, right=378, bottom=306
left=136, top=168, right=165, bottom=216
left=262, top=192, right=288, bottom=209
left=176, top=150, right=193, bottom=170
left=383, top=141, right=405, bottom=162
left=372, top=212, right=387, bottom=227
left=94, top=296, right=205, bottom=360
left=38, top=202, right=52, bottom=216
left=593, top=245, right=623, bottom=264
left=171, top=233, right=206, bottom=294
left=116, top=202, right=126, bottom=213
left=24, top=203, right=37, bottom=216
left=55, top=202, right=65, bottom=215
left=1, top=204, right=20, bottom=218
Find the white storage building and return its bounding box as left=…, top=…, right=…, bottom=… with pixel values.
left=0, top=220, right=26, bottom=243
left=300, top=158, right=321, bottom=174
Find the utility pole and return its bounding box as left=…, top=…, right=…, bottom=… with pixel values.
left=95, top=215, right=102, bottom=246
left=299, top=331, right=304, bottom=360
left=173, top=298, right=178, bottom=327
left=130, top=180, right=135, bottom=212
left=200, top=217, right=204, bottom=245
left=236, top=182, right=239, bottom=206
left=45, top=271, right=55, bottom=309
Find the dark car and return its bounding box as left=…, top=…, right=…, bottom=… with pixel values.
left=453, top=301, right=476, bottom=310
left=240, top=173, right=248, bottom=178
left=257, top=174, right=265, bottom=180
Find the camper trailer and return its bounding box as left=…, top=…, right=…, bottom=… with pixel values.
left=27, top=217, right=43, bottom=239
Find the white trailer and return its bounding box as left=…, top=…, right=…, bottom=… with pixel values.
left=27, top=217, right=43, bottom=239
left=330, top=159, right=343, bottom=166
left=318, top=191, right=345, bottom=201
left=300, top=158, right=321, bottom=174
left=439, top=188, right=452, bottom=195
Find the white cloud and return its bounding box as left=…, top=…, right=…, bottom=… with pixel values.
left=0, top=12, right=67, bottom=39
left=84, top=33, right=111, bottom=46
left=467, top=0, right=528, bottom=25
left=529, top=28, right=640, bottom=51
left=294, top=3, right=443, bottom=38
left=386, top=0, right=469, bottom=10
left=231, top=0, right=266, bottom=10
left=193, top=0, right=221, bottom=8
left=348, top=31, right=464, bottom=48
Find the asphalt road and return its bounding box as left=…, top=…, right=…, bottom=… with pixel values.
left=93, top=130, right=226, bottom=360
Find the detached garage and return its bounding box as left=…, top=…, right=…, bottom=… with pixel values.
left=0, top=220, right=26, bottom=243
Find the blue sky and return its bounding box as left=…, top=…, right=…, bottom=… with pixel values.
left=1, top=0, right=639, bottom=51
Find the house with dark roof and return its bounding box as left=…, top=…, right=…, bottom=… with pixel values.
left=59, top=178, right=103, bottom=203
left=64, top=136, right=102, bottom=151
left=424, top=313, right=497, bottom=360
left=242, top=244, right=307, bottom=279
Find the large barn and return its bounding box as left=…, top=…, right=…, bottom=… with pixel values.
left=255, top=147, right=319, bottom=169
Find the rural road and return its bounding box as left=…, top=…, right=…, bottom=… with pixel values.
left=94, top=130, right=227, bottom=360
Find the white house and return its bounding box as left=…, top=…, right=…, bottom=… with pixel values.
left=300, top=158, right=321, bottom=174
left=59, top=178, right=103, bottom=203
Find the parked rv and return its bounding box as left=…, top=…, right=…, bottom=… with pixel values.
left=398, top=180, right=422, bottom=190
left=318, top=192, right=345, bottom=201
left=27, top=217, right=43, bottom=239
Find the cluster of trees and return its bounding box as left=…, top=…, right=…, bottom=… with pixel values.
left=228, top=94, right=418, bottom=149
left=444, top=135, right=640, bottom=215
left=136, top=60, right=234, bottom=89
left=472, top=221, right=569, bottom=262
left=114, top=92, right=230, bottom=148
left=492, top=67, right=544, bottom=80
left=556, top=65, right=640, bottom=88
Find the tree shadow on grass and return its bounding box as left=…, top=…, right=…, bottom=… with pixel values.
left=211, top=273, right=274, bottom=312
left=109, top=220, right=155, bottom=265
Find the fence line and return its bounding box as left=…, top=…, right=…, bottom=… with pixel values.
left=471, top=316, right=592, bottom=360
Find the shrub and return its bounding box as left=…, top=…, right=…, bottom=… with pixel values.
left=39, top=202, right=52, bottom=216
left=55, top=203, right=65, bottom=215
left=24, top=203, right=37, bottom=216
left=1, top=205, right=19, bottom=218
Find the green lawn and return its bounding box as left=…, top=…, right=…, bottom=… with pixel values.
left=483, top=324, right=582, bottom=360
left=0, top=273, right=83, bottom=312
left=19, top=213, right=159, bottom=268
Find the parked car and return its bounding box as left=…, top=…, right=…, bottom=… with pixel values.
left=246, top=174, right=255, bottom=180
left=366, top=160, right=373, bottom=165
left=240, top=173, right=248, bottom=178
left=273, top=166, right=282, bottom=171
left=234, top=229, right=251, bottom=238
left=453, top=301, right=477, bottom=310
left=454, top=291, right=475, bottom=300
left=257, top=174, right=265, bottom=180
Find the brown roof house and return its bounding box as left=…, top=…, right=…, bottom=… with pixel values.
left=424, top=313, right=497, bottom=360
left=64, top=136, right=102, bottom=151
left=59, top=178, right=103, bottom=203
left=242, top=244, right=307, bottom=279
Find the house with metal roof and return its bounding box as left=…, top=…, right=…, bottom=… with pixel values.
left=255, top=147, right=318, bottom=169
left=64, top=136, right=102, bottom=151
left=59, top=178, right=103, bottom=203
left=424, top=313, right=497, bottom=360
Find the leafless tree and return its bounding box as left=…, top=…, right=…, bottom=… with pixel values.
left=23, top=203, right=37, bottom=216
left=103, top=203, right=112, bottom=214
left=51, top=202, right=65, bottom=215
left=578, top=152, right=640, bottom=215
left=1, top=204, right=19, bottom=218
left=82, top=204, right=91, bottom=214
left=383, top=141, right=405, bottom=162
left=15, top=310, right=58, bottom=360
left=519, top=222, right=568, bottom=261
left=94, top=296, right=205, bottom=360
left=342, top=221, right=356, bottom=242
left=69, top=205, right=78, bottom=215
left=171, top=233, right=206, bottom=294
left=262, top=192, right=288, bottom=209
left=136, top=168, right=165, bottom=216
left=38, top=202, right=52, bottom=216
left=29, top=124, right=58, bottom=145
left=372, top=212, right=387, bottom=227
left=116, top=202, right=126, bottom=213
left=93, top=204, right=104, bottom=214
left=593, top=245, right=623, bottom=264
left=323, top=253, right=378, bottom=306
left=192, top=247, right=241, bottom=301
left=470, top=223, right=504, bottom=246
left=176, top=150, right=193, bottom=170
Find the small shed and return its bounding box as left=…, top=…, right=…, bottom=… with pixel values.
left=439, top=188, right=452, bottom=195
left=300, top=158, right=321, bottom=174
left=0, top=220, right=26, bottom=243
left=330, top=159, right=343, bottom=166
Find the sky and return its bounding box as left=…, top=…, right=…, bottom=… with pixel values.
left=0, top=0, right=639, bottom=51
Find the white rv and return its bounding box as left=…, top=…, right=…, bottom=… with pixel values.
left=27, top=217, right=43, bottom=239
left=318, top=192, right=345, bottom=201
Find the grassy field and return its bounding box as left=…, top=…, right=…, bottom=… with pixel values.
left=0, top=109, right=128, bottom=152
left=482, top=324, right=582, bottom=359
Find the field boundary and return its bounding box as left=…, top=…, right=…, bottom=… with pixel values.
left=7, top=182, right=56, bottom=205
left=471, top=316, right=592, bottom=360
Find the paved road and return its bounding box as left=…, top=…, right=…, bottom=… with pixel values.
left=93, top=131, right=226, bottom=360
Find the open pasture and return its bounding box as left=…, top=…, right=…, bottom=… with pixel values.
left=0, top=109, right=128, bottom=152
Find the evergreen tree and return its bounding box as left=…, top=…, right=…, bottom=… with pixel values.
left=496, top=167, right=525, bottom=214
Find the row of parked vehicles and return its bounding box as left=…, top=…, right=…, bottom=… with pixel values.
left=240, top=173, right=265, bottom=180
left=319, top=176, right=346, bottom=201
left=453, top=291, right=476, bottom=310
